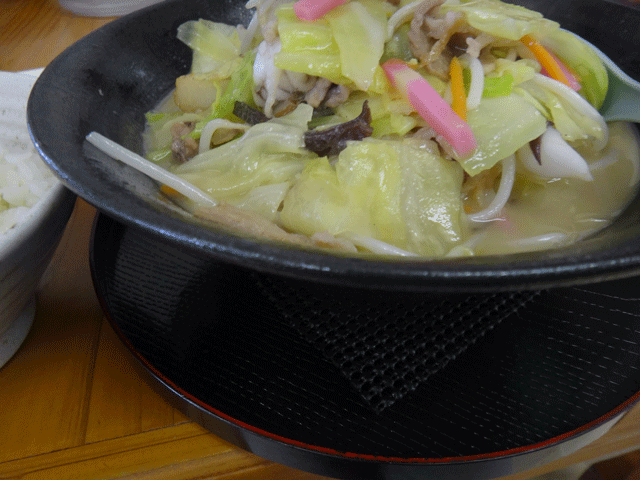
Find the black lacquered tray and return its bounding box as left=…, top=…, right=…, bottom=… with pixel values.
left=90, top=213, right=640, bottom=480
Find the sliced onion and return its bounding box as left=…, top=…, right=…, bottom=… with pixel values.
left=467, top=155, right=516, bottom=224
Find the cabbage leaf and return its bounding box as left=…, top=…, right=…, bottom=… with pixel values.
left=227, top=182, right=292, bottom=222
left=280, top=138, right=465, bottom=256
left=489, top=58, right=538, bottom=85
left=517, top=80, right=607, bottom=147
left=177, top=19, right=241, bottom=73
left=439, top=0, right=559, bottom=40
left=325, top=0, right=388, bottom=90
left=174, top=104, right=316, bottom=199
left=461, top=94, right=547, bottom=175
left=275, top=1, right=389, bottom=91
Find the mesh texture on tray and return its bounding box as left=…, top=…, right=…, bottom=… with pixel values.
left=257, top=275, right=540, bottom=412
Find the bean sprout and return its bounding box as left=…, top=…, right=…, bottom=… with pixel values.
left=386, top=0, right=422, bottom=40
left=505, top=232, right=569, bottom=250
left=342, top=232, right=420, bottom=257
left=86, top=132, right=218, bottom=207
left=239, top=12, right=259, bottom=54
left=446, top=232, right=486, bottom=257
left=463, top=55, right=484, bottom=110
left=199, top=119, right=250, bottom=154
left=467, top=154, right=516, bottom=224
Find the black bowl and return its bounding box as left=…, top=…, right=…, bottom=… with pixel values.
left=27, top=0, right=640, bottom=292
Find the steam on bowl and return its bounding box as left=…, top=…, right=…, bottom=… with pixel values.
left=26, top=0, right=640, bottom=293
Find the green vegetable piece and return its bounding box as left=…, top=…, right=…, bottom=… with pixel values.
left=335, top=92, right=416, bottom=137
left=211, top=53, right=255, bottom=120
left=491, top=58, right=537, bottom=86
left=275, top=5, right=345, bottom=83
left=483, top=73, right=514, bottom=97
left=517, top=80, right=607, bottom=147
left=463, top=70, right=513, bottom=97
left=227, top=182, right=293, bottom=222
left=382, top=24, right=413, bottom=63
left=177, top=19, right=242, bottom=74
left=146, top=147, right=173, bottom=166
left=278, top=7, right=336, bottom=51
left=326, top=1, right=386, bottom=90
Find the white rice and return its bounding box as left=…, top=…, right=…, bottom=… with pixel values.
left=0, top=70, right=57, bottom=237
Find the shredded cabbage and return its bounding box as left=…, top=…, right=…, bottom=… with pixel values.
left=280, top=138, right=465, bottom=255
left=325, top=0, right=388, bottom=90
left=439, top=0, right=559, bottom=40
left=519, top=75, right=608, bottom=150
left=461, top=94, right=547, bottom=175
left=175, top=104, right=316, bottom=199
left=274, top=1, right=388, bottom=91
left=177, top=20, right=241, bottom=73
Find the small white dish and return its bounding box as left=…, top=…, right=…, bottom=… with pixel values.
left=56, top=0, right=165, bottom=17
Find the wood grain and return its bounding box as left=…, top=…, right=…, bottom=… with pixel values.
left=0, top=0, right=115, bottom=72
left=1, top=0, right=640, bottom=479
left=84, top=318, right=185, bottom=444
left=0, top=200, right=103, bottom=463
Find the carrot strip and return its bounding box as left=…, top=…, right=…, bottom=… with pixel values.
left=521, top=34, right=572, bottom=88
left=449, top=56, right=467, bottom=120
left=160, top=185, right=181, bottom=197
left=540, top=50, right=582, bottom=91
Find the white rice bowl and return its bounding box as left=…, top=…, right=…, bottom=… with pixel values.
left=0, top=70, right=76, bottom=369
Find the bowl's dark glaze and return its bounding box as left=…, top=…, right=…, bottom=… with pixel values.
left=27, top=0, right=640, bottom=292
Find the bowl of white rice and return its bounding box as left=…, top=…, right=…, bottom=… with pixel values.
left=0, top=70, right=76, bottom=369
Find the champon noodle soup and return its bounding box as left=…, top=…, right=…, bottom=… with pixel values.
left=89, top=0, right=640, bottom=257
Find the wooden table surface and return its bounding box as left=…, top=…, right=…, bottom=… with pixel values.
left=2, top=1, right=640, bottom=479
